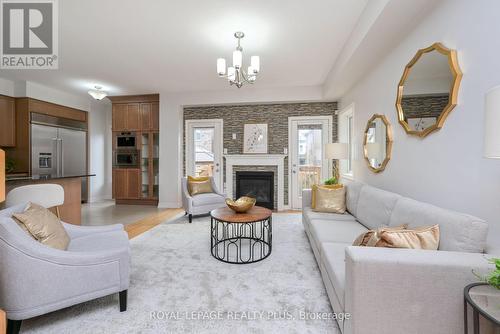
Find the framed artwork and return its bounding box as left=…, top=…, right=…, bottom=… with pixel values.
left=407, top=117, right=437, bottom=132
left=243, top=124, right=268, bottom=153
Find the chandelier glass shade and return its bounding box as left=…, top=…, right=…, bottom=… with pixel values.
left=88, top=85, right=108, bottom=100
left=217, top=32, right=260, bottom=88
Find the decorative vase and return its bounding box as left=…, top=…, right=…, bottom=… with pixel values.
left=225, top=196, right=256, bottom=213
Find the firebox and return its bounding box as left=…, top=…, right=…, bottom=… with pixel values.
left=235, top=171, right=274, bottom=210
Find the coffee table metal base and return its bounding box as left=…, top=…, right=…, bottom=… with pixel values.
left=210, top=217, right=272, bottom=264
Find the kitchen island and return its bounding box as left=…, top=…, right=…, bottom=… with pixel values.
left=5, top=174, right=95, bottom=225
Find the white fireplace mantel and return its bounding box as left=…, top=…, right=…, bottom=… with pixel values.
left=224, top=154, right=287, bottom=211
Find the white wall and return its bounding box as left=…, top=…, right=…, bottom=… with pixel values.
left=0, top=78, right=15, bottom=96
left=340, top=0, right=500, bottom=245
left=88, top=99, right=113, bottom=202
left=158, top=85, right=325, bottom=208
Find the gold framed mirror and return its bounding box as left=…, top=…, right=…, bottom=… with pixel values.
left=363, top=114, right=393, bottom=173
left=396, top=42, right=462, bottom=138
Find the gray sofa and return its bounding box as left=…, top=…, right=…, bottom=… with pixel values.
left=302, top=180, right=494, bottom=334
left=0, top=203, right=130, bottom=334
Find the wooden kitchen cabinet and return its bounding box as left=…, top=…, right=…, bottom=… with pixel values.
left=126, top=104, right=140, bottom=131
left=0, top=95, right=16, bottom=147
left=110, top=94, right=159, bottom=205
left=139, top=102, right=159, bottom=131
left=113, top=168, right=141, bottom=199
left=112, top=104, right=127, bottom=131
left=112, top=103, right=140, bottom=131
left=140, top=103, right=151, bottom=130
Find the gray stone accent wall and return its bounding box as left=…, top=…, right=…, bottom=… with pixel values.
left=401, top=94, right=449, bottom=119
left=232, top=165, right=278, bottom=210
left=183, top=102, right=338, bottom=205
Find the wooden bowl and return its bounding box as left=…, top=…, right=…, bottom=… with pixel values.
left=225, top=196, right=256, bottom=213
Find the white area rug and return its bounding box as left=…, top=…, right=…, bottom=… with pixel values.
left=21, top=214, right=340, bottom=333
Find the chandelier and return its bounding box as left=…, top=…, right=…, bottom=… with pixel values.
left=216, top=32, right=260, bottom=88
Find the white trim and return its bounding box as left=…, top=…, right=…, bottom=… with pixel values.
left=288, top=115, right=333, bottom=209
left=337, top=103, right=355, bottom=180
left=185, top=119, right=224, bottom=191
left=224, top=154, right=287, bottom=211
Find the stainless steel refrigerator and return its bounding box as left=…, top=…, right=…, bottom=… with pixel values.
left=31, top=114, right=88, bottom=202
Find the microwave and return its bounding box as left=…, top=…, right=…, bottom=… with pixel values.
left=116, top=132, right=136, bottom=148
left=114, top=150, right=139, bottom=167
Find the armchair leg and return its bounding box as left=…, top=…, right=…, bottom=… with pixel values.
left=7, top=319, right=22, bottom=334
left=189, top=214, right=192, bottom=223
left=119, top=290, right=128, bottom=312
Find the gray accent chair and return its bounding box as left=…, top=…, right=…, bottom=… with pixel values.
left=0, top=201, right=130, bottom=334
left=181, top=177, right=226, bottom=223
left=302, top=180, right=495, bottom=334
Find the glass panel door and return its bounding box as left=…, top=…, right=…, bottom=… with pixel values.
left=297, top=125, right=323, bottom=194
left=289, top=117, right=332, bottom=209
left=186, top=120, right=223, bottom=191
left=194, top=127, right=215, bottom=177
left=141, top=133, right=149, bottom=198
left=152, top=133, right=159, bottom=198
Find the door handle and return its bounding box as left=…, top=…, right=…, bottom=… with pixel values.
left=53, top=138, right=59, bottom=175
left=59, top=138, right=64, bottom=176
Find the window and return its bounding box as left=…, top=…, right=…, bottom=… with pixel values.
left=338, top=104, right=354, bottom=179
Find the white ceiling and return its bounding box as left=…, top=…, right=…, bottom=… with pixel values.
left=0, top=0, right=369, bottom=96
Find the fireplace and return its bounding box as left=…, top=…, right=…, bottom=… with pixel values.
left=236, top=171, right=274, bottom=210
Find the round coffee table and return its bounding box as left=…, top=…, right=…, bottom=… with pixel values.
left=210, top=206, right=272, bottom=264
left=464, top=283, right=500, bottom=333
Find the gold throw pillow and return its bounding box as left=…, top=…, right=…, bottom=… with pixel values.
left=187, top=176, right=213, bottom=196
left=366, top=224, right=440, bottom=250
left=312, top=184, right=346, bottom=214
left=352, top=224, right=408, bottom=246
left=311, top=184, right=344, bottom=209
left=13, top=202, right=70, bottom=250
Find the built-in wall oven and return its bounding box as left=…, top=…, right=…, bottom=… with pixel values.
left=114, top=150, right=139, bottom=167
left=116, top=132, right=137, bottom=148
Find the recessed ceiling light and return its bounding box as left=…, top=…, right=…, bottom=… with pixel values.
left=88, top=85, right=108, bottom=100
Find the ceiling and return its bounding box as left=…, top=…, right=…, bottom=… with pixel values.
left=0, top=0, right=369, bottom=96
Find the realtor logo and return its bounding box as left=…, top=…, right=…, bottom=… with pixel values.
left=0, top=0, right=58, bottom=69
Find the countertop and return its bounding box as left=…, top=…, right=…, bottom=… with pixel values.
left=6, top=174, right=96, bottom=182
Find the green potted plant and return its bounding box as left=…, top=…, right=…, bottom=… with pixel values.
left=324, top=177, right=338, bottom=185
left=474, top=258, right=500, bottom=289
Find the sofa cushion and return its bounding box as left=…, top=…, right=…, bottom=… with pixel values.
left=310, top=219, right=368, bottom=245
left=68, top=231, right=129, bottom=252
left=303, top=207, right=357, bottom=222
left=344, top=180, right=364, bottom=216
left=389, top=197, right=488, bottom=253
left=191, top=193, right=225, bottom=206
left=320, top=242, right=350, bottom=307
left=356, top=185, right=401, bottom=230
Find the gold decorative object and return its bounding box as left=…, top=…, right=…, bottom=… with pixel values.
left=396, top=42, right=462, bottom=138
left=363, top=114, right=393, bottom=173
left=225, top=196, right=256, bottom=213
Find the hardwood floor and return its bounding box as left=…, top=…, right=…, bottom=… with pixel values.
left=0, top=309, right=5, bottom=334
left=124, top=208, right=184, bottom=239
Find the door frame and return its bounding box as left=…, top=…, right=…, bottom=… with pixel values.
left=288, top=115, right=333, bottom=209
left=185, top=119, right=224, bottom=191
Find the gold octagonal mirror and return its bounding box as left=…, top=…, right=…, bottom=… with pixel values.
left=396, top=42, right=462, bottom=138
left=364, top=114, right=393, bottom=173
